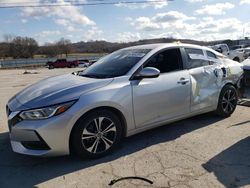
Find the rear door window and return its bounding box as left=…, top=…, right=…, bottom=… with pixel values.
left=205, top=50, right=220, bottom=65
left=206, top=51, right=217, bottom=59
left=184, top=48, right=209, bottom=69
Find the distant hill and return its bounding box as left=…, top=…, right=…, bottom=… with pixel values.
left=0, top=37, right=243, bottom=59
left=71, top=38, right=204, bottom=53
left=71, top=38, right=238, bottom=53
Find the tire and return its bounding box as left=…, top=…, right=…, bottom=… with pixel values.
left=70, top=64, right=75, bottom=68
left=48, top=65, right=54, bottom=69
left=215, top=85, right=238, bottom=117
left=71, top=110, right=122, bottom=159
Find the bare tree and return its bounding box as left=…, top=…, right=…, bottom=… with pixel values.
left=26, top=37, right=39, bottom=58
left=57, top=38, right=72, bottom=57
left=10, top=36, right=38, bottom=58
left=41, top=42, right=60, bottom=58
left=0, top=34, right=15, bottom=58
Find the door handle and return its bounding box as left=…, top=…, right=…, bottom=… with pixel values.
left=177, top=78, right=189, bottom=85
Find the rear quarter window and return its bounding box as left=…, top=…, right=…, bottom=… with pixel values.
left=206, top=51, right=217, bottom=59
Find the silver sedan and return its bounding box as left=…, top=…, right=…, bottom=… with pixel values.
left=6, top=43, right=243, bottom=158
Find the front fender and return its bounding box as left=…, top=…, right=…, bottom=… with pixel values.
left=66, top=78, right=135, bottom=138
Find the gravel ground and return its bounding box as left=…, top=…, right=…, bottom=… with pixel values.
left=0, top=68, right=250, bottom=188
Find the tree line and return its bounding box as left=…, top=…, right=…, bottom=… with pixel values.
left=0, top=34, right=239, bottom=59
left=0, top=35, right=38, bottom=59
left=0, top=35, right=72, bottom=59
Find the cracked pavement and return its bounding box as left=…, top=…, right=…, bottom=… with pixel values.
left=0, top=68, right=250, bottom=188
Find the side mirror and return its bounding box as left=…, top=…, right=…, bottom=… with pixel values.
left=136, top=67, right=160, bottom=79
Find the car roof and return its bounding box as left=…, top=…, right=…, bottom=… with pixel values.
left=124, top=42, right=211, bottom=50
left=123, top=42, right=225, bottom=57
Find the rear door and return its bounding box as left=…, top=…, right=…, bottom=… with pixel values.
left=132, top=48, right=191, bottom=128
left=182, top=48, right=220, bottom=112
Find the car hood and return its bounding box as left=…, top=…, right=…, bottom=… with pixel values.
left=8, top=73, right=113, bottom=111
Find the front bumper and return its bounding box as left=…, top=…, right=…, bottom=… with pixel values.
left=8, top=109, right=74, bottom=157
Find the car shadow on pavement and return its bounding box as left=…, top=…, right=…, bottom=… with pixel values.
left=203, top=136, right=250, bottom=188
left=0, top=113, right=223, bottom=188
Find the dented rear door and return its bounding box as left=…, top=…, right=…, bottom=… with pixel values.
left=188, top=65, right=221, bottom=111
left=181, top=48, right=222, bottom=112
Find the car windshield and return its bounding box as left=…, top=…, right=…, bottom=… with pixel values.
left=79, top=48, right=151, bottom=78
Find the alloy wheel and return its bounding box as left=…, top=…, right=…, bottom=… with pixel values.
left=81, top=117, right=117, bottom=154
left=221, top=89, right=237, bottom=113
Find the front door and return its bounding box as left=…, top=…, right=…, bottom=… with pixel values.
left=132, top=48, right=191, bottom=128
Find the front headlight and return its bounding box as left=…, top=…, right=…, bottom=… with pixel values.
left=19, top=101, right=76, bottom=120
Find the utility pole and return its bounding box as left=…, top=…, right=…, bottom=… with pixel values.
left=243, top=27, right=245, bottom=39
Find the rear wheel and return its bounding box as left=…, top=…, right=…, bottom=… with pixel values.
left=71, top=110, right=122, bottom=159
left=70, top=64, right=75, bottom=68
left=215, top=85, right=237, bottom=117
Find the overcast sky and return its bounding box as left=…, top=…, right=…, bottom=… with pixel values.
left=0, top=0, right=250, bottom=44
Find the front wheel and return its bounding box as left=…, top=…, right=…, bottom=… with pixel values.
left=71, top=110, right=122, bottom=159
left=215, top=85, right=238, bottom=117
